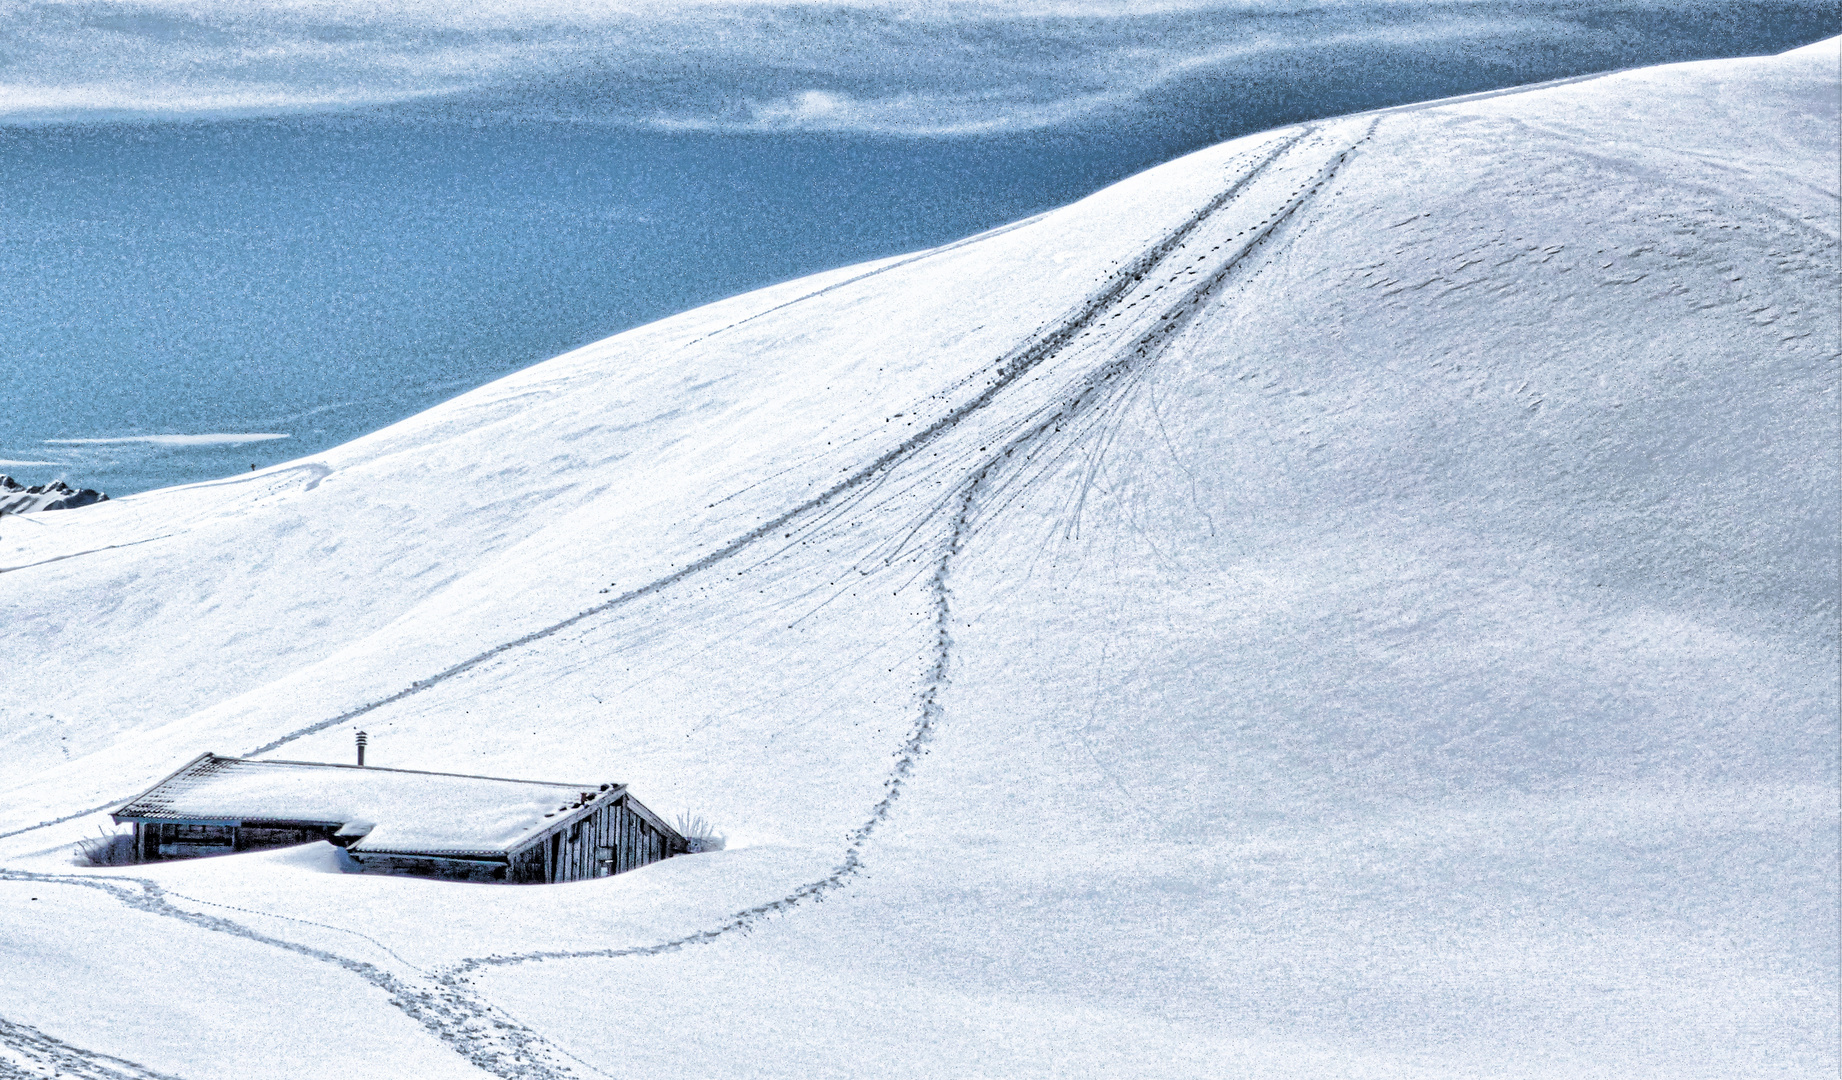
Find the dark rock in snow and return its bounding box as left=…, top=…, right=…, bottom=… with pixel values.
left=0, top=474, right=110, bottom=514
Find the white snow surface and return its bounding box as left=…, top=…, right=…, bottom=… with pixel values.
left=2, top=41, right=1836, bottom=1079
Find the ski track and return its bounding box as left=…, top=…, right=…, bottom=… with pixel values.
left=0, top=1015, right=186, bottom=1080
left=680, top=209, right=1054, bottom=350
left=3, top=120, right=1372, bottom=1077
left=0, top=464, right=332, bottom=579
left=0, top=534, right=178, bottom=577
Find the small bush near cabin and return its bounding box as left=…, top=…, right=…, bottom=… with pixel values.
left=75, top=828, right=134, bottom=867
left=674, top=812, right=725, bottom=853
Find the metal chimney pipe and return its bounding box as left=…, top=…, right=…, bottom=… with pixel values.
left=356, top=730, right=368, bottom=767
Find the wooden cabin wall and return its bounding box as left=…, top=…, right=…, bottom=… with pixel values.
left=510, top=846, right=546, bottom=885
left=129, top=821, right=333, bottom=862
left=516, top=793, right=678, bottom=884
left=348, top=853, right=508, bottom=883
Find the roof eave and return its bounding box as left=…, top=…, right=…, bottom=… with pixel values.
left=234, top=755, right=602, bottom=791
left=113, top=814, right=346, bottom=829
left=107, top=751, right=220, bottom=819
left=505, top=785, right=631, bottom=855
left=622, top=792, right=686, bottom=843
left=111, top=815, right=247, bottom=828
left=347, top=847, right=512, bottom=862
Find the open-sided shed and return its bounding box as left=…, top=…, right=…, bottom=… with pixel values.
left=109, top=753, right=686, bottom=883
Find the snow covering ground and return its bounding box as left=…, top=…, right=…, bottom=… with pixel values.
left=2, top=40, right=1836, bottom=1079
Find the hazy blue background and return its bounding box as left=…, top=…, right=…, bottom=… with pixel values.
left=2, top=0, right=1835, bottom=495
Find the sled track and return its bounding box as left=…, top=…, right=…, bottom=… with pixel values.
left=3, top=118, right=1375, bottom=1077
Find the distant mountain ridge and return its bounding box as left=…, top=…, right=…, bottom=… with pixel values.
left=0, top=475, right=107, bottom=514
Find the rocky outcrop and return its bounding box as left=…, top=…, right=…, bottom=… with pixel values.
left=0, top=475, right=109, bottom=514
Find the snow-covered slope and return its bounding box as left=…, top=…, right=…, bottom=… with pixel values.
left=3, top=39, right=1836, bottom=1080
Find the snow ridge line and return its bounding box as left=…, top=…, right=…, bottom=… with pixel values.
left=237, top=126, right=1311, bottom=762
left=681, top=210, right=1052, bottom=349
left=0, top=870, right=588, bottom=1080
left=0, top=1014, right=185, bottom=1080
left=438, top=123, right=1374, bottom=977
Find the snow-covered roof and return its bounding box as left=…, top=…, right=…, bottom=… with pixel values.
left=111, top=753, right=622, bottom=857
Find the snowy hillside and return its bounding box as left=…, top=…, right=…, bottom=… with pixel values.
left=3, top=39, right=1836, bottom=1079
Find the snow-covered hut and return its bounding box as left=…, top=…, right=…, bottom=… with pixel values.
left=108, top=753, right=686, bottom=883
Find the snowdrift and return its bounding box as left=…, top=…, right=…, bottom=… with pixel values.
left=2, top=39, right=1836, bottom=1080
